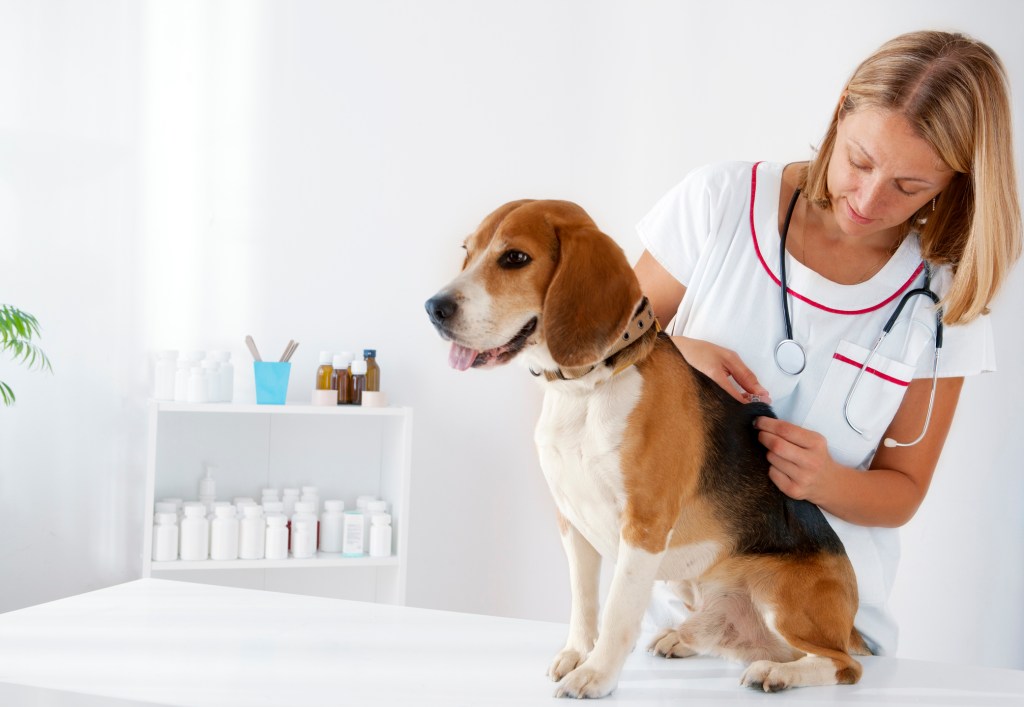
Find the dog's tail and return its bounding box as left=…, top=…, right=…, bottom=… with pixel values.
left=849, top=627, right=874, bottom=656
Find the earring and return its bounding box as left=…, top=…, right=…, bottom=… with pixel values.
left=931, top=196, right=937, bottom=212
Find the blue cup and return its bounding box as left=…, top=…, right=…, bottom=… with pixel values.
left=254, top=362, right=291, bottom=405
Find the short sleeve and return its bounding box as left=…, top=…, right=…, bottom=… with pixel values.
left=913, top=265, right=997, bottom=378
left=635, top=163, right=723, bottom=287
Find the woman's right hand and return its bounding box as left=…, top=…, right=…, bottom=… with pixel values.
left=672, top=336, right=771, bottom=404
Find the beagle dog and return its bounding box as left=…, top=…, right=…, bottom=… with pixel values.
left=425, top=200, right=869, bottom=696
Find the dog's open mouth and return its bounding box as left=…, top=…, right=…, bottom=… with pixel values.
left=448, top=317, right=538, bottom=371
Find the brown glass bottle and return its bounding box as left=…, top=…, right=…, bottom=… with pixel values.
left=363, top=349, right=380, bottom=392
left=350, top=360, right=367, bottom=405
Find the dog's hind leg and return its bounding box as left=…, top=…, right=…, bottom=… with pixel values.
left=554, top=539, right=664, bottom=699
left=740, top=554, right=862, bottom=692
left=549, top=518, right=601, bottom=681
left=649, top=580, right=798, bottom=664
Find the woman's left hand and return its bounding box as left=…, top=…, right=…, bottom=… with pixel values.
left=753, top=416, right=840, bottom=504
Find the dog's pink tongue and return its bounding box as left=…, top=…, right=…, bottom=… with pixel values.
left=448, top=343, right=479, bottom=371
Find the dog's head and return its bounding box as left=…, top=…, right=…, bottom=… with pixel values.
left=425, top=200, right=641, bottom=372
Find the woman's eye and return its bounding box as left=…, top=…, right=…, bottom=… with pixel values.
left=849, top=158, right=869, bottom=172
left=499, top=250, right=532, bottom=269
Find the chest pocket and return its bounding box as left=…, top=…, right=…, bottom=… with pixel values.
left=800, top=340, right=916, bottom=469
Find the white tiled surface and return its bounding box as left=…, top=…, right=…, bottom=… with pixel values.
left=0, top=579, right=1022, bottom=706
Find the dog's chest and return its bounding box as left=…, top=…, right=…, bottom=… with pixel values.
left=534, top=371, right=642, bottom=557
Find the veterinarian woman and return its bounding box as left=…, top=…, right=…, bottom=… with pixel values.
left=635, top=30, right=1022, bottom=655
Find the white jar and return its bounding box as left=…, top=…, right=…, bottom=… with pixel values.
left=210, top=505, right=239, bottom=561
left=291, top=502, right=318, bottom=559
left=281, top=488, right=301, bottom=517
left=319, top=500, right=345, bottom=553
left=265, top=515, right=289, bottom=560
left=179, top=504, right=209, bottom=561
left=211, top=350, right=234, bottom=403
left=301, top=486, right=320, bottom=515
left=239, top=505, right=265, bottom=560
left=369, top=513, right=392, bottom=558
left=173, top=359, right=190, bottom=402
left=202, top=359, right=220, bottom=402
left=262, top=500, right=284, bottom=517
left=187, top=364, right=208, bottom=404
left=153, top=350, right=178, bottom=400
left=342, top=510, right=365, bottom=557
left=152, top=512, right=179, bottom=562
left=364, top=499, right=387, bottom=551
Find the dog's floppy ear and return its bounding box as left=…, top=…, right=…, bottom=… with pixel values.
left=544, top=219, right=642, bottom=368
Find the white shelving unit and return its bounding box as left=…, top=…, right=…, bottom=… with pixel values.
left=142, top=401, right=413, bottom=605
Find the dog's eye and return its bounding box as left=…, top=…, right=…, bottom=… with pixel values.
left=499, top=250, right=531, bottom=269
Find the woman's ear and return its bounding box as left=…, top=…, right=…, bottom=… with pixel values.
left=543, top=225, right=642, bottom=368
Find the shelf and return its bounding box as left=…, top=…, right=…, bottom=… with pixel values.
left=152, top=400, right=411, bottom=417
left=150, top=554, right=401, bottom=571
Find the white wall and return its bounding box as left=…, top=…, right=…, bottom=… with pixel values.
left=2, top=0, right=1021, bottom=669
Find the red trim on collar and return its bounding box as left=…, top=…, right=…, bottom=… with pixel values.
left=749, top=162, right=924, bottom=316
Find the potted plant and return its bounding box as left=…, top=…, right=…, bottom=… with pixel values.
left=1, top=305, right=52, bottom=405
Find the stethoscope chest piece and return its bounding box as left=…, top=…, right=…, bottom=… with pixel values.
left=775, top=338, right=806, bottom=376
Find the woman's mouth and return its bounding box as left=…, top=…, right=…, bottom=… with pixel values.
left=844, top=199, right=873, bottom=226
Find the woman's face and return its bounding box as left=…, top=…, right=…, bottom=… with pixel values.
left=826, top=107, right=954, bottom=240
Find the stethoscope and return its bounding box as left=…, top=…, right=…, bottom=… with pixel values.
left=775, top=188, right=943, bottom=448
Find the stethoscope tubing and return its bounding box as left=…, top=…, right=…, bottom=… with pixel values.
left=775, top=189, right=944, bottom=447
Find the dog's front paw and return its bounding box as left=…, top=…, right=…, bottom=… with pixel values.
left=554, top=664, right=617, bottom=699
left=548, top=648, right=587, bottom=682
left=647, top=628, right=697, bottom=658
left=740, top=660, right=792, bottom=692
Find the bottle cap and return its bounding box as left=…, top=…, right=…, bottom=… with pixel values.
left=262, top=501, right=284, bottom=513
left=332, top=354, right=348, bottom=369
left=339, top=351, right=354, bottom=364
left=301, top=486, right=319, bottom=496
left=351, top=360, right=368, bottom=375
left=319, top=351, right=333, bottom=365
left=367, top=500, right=388, bottom=513
left=371, top=513, right=391, bottom=525
left=363, top=349, right=376, bottom=358
left=242, top=505, right=264, bottom=518
left=356, top=495, right=377, bottom=509
left=154, top=501, right=177, bottom=514
left=261, top=488, right=279, bottom=499
left=267, top=515, right=287, bottom=527
left=155, top=512, right=178, bottom=524
left=183, top=504, right=206, bottom=517
left=282, top=488, right=300, bottom=498
left=214, top=505, right=237, bottom=518
left=294, top=501, right=316, bottom=515
left=323, top=500, right=345, bottom=513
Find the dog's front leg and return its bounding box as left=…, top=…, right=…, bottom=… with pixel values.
left=554, top=537, right=664, bottom=699
left=549, top=517, right=601, bottom=682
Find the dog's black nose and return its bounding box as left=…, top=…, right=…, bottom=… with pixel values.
left=425, top=294, right=457, bottom=327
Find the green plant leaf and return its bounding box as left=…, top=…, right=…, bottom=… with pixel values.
left=0, top=381, right=14, bottom=406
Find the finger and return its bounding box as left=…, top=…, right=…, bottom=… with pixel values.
left=755, top=416, right=814, bottom=448
left=712, top=370, right=750, bottom=404
left=723, top=354, right=769, bottom=398
left=768, top=466, right=804, bottom=500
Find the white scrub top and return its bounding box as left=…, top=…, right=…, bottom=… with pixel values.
left=636, top=161, right=994, bottom=655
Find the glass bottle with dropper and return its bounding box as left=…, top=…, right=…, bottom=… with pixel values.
left=363, top=349, right=380, bottom=392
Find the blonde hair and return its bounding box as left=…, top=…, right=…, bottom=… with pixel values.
left=803, top=31, right=1022, bottom=324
